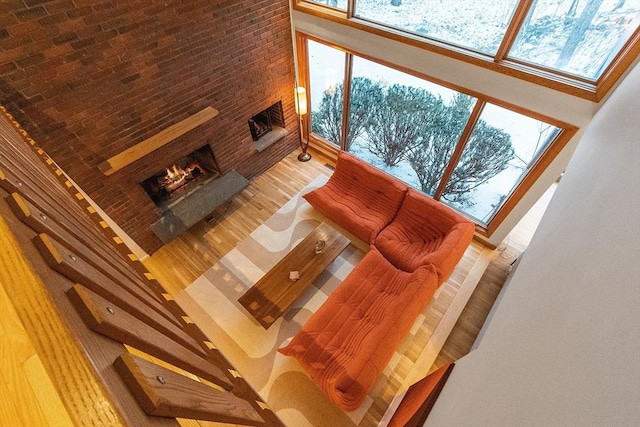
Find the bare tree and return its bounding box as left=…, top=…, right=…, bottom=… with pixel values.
left=510, top=122, right=556, bottom=171
left=364, top=84, right=438, bottom=166
left=311, top=77, right=382, bottom=149
left=441, top=120, right=514, bottom=206
left=556, top=0, right=605, bottom=69
left=613, top=0, right=626, bottom=11
left=567, top=0, right=579, bottom=18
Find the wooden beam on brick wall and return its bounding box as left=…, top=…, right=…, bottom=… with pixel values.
left=98, top=107, right=219, bottom=176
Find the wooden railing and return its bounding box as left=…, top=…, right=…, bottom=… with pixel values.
left=0, top=105, right=284, bottom=426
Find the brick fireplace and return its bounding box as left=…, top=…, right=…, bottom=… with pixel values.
left=0, top=0, right=298, bottom=254
left=140, top=144, right=221, bottom=211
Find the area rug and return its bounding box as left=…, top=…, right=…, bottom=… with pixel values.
left=175, top=174, right=438, bottom=427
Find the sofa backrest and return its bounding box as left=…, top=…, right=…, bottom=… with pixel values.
left=401, top=189, right=471, bottom=236
left=374, top=188, right=476, bottom=277
left=330, top=150, right=408, bottom=219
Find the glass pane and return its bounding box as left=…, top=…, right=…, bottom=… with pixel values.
left=348, top=56, right=475, bottom=196
left=510, top=0, right=640, bottom=79
left=308, top=40, right=346, bottom=147
left=441, top=103, right=560, bottom=224
left=305, top=0, right=347, bottom=11
left=354, top=0, right=520, bottom=55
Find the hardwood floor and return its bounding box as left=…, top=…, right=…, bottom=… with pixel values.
left=0, top=148, right=548, bottom=427
left=144, top=148, right=545, bottom=418
left=144, top=149, right=335, bottom=296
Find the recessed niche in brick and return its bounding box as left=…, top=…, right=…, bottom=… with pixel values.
left=249, top=101, right=287, bottom=152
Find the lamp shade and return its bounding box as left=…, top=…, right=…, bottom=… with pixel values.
left=294, top=87, right=308, bottom=115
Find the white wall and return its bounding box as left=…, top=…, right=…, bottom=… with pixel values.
left=291, top=11, right=602, bottom=245
left=425, top=61, right=640, bottom=427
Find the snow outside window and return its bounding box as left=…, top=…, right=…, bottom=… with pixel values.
left=509, top=0, right=640, bottom=79
left=353, top=0, right=520, bottom=55
left=306, top=0, right=347, bottom=11
left=308, top=40, right=346, bottom=147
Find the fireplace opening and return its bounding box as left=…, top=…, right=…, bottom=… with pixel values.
left=140, top=144, right=221, bottom=211
left=248, top=101, right=287, bottom=152
left=249, top=110, right=272, bottom=141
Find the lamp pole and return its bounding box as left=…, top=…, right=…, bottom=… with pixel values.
left=295, top=86, right=311, bottom=162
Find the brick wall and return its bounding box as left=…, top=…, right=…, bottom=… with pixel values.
left=0, top=0, right=298, bottom=254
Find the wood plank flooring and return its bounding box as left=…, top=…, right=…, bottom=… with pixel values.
left=0, top=147, right=544, bottom=427
left=144, top=148, right=541, bottom=426
left=144, top=150, right=334, bottom=297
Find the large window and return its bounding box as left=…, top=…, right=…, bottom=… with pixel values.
left=296, top=0, right=640, bottom=99
left=300, top=36, right=575, bottom=234
left=308, top=40, right=346, bottom=147
left=355, top=0, right=521, bottom=55
left=347, top=57, right=474, bottom=198
left=442, top=104, right=560, bottom=224
left=509, top=0, right=640, bottom=79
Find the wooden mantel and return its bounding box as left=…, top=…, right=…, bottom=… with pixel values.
left=98, top=107, right=219, bottom=176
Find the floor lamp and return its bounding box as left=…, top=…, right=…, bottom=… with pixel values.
left=295, top=86, right=311, bottom=162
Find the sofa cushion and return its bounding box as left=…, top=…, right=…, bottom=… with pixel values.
left=374, top=189, right=475, bottom=280
left=278, top=247, right=439, bottom=411
left=303, top=151, right=407, bottom=243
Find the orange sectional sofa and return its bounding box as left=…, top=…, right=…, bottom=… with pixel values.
left=278, top=247, right=439, bottom=411
left=302, top=150, right=407, bottom=244
left=279, top=151, right=475, bottom=410
left=375, top=188, right=476, bottom=282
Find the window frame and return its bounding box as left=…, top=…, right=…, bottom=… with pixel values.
left=296, top=31, right=578, bottom=238
left=294, top=0, right=640, bottom=102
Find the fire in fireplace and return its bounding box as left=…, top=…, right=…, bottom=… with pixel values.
left=159, top=163, right=203, bottom=192
left=141, top=144, right=221, bottom=210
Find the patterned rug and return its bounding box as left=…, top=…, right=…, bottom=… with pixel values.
left=175, top=174, right=455, bottom=426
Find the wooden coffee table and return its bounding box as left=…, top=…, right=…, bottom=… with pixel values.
left=238, top=222, right=350, bottom=329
